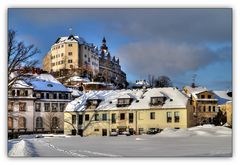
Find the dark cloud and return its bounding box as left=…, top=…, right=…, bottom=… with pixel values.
left=116, top=41, right=230, bottom=78
left=9, top=9, right=232, bottom=44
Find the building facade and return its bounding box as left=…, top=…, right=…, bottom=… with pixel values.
left=43, top=35, right=99, bottom=79
left=183, top=86, right=218, bottom=125
left=64, top=88, right=195, bottom=136
left=8, top=74, right=72, bottom=138
left=98, top=37, right=127, bottom=87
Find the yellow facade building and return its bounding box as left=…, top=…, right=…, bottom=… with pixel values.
left=43, top=35, right=99, bottom=77
left=64, top=88, right=195, bottom=136
left=183, top=86, right=218, bottom=125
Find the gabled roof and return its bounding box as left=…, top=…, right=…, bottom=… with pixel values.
left=65, top=87, right=189, bottom=112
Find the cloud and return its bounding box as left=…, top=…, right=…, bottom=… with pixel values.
left=9, top=9, right=232, bottom=44
left=116, top=41, right=229, bottom=79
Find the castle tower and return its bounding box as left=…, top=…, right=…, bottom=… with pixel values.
left=100, top=37, right=108, bottom=53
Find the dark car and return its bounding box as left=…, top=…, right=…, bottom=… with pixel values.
left=146, top=128, right=161, bottom=135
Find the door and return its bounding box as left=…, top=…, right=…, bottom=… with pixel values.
left=102, top=129, right=107, bottom=136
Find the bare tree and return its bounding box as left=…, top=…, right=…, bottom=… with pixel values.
left=43, top=112, right=63, bottom=133
left=155, top=75, right=173, bottom=88
left=8, top=29, right=40, bottom=91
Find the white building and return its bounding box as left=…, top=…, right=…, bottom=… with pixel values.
left=8, top=74, right=72, bottom=136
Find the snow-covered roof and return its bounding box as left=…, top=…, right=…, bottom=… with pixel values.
left=213, top=91, right=232, bottom=105
left=55, top=35, right=86, bottom=44
left=66, top=76, right=90, bottom=83
left=184, top=86, right=211, bottom=99
left=65, top=88, right=188, bottom=112
left=12, top=80, right=33, bottom=89
left=67, top=88, right=83, bottom=97
left=136, top=80, right=150, bottom=87
left=25, top=74, right=70, bottom=92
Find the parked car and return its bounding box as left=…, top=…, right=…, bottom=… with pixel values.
left=110, top=132, right=118, bottom=136
left=146, top=128, right=161, bottom=135
left=121, top=131, right=131, bottom=136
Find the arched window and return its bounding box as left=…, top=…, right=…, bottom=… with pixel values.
left=52, top=117, right=59, bottom=129
left=36, top=117, right=43, bottom=128
left=18, top=117, right=26, bottom=128
left=8, top=117, right=13, bottom=129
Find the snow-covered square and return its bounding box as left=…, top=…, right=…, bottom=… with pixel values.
left=8, top=125, right=232, bottom=157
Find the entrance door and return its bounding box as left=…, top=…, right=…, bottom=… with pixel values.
left=102, top=129, right=107, bottom=136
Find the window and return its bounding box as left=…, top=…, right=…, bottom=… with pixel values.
left=174, top=112, right=180, bottom=123
left=129, top=113, right=134, bottom=123
left=35, top=103, right=41, bottom=112
left=19, top=102, right=26, bottom=111
left=44, top=103, right=50, bottom=112
left=201, top=95, right=205, bottom=99
left=85, top=114, right=90, bottom=121
left=68, top=59, right=72, bottom=63
left=213, top=106, right=216, bottom=112
left=52, top=117, right=59, bottom=129
left=53, top=93, right=57, bottom=99
left=79, top=115, right=83, bottom=125
left=208, top=95, right=211, bottom=99
left=61, top=44, right=64, bottom=48
left=36, top=117, right=43, bottom=128
left=117, top=99, right=130, bottom=106
left=102, top=114, right=107, bottom=121
left=68, top=44, right=72, bottom=47
left=61, top=53, right=64, bottom=57
left=84, top=54, right=87, bottom=58
left=8, top=102, right=14, bottom=112
left=17, top=90, right=20, bottom=96
left=95, top=114, right=99, bottom=121
left=46, top=93, right=49, bottom=99
left=203, top=106, right=206, bottom=112
left=41, top=93, right=45, bottom=99
left=11, top=90, right=15, bottom=96
left=65, top=94, right=69, bottom=99
left=208, top=106, right=211, bottom=112
left=25, top=90, right=28, bottom=96
left=18, top=117, right=26, bottom=128
left=88, top=57, right=90, bottom=62
left=60, top=103, right=65, bottom=112
left=68, top=52, right=72, bottom=56
left=120, top=113, right=125, bottom=120
left=94, top=129, right=99, bottom=132
left=112, top=113, right=116, bottom=124
left=150, top=112, right=155, bottom=120
left=52, top=103, right=58, bottom=112
left=72, top=115, right=76, bottom=124
left=167, top=112, right=172, bottom=123
left=20, top=90, right=25, bottom=96
left=150, top=97, right=165, bottom=105
left=59, top=93, right=63, bottom=99
left=49, top=93, right=53, bottom=99
left=8, top=117, right=13, bottom=129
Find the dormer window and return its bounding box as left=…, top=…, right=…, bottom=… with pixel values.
left=86, top=98, right=101, bottom=109
left=150, top=97, right=166, bottom=106
left=118, top=98, right=130, bottom=105
left=116, top=93, right=134, bottom=107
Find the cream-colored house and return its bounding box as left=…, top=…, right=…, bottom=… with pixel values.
left=183, top=86, right=218, bottom=125
left=64, top=88, right=195, bottom=136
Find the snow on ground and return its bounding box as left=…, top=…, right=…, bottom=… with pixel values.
left=8, top=125, right=232, bottom=157
left=154, top=124, right=232, bottom=137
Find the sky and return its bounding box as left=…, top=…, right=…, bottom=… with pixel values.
left=8, top=8, right=232, bottom=90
